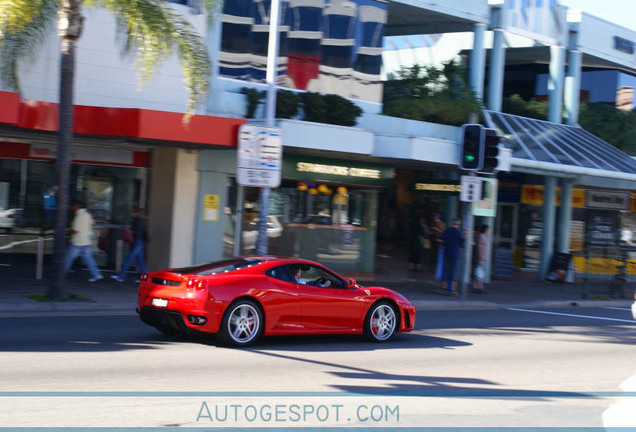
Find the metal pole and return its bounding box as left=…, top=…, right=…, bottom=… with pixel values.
left=115, top=239, right=123, bottom=273
left=233, top=185, right=245, bottom=257
left=36, top=235, right=44, bottom=280
left=460, top=187, right=475, bottom=299
left=256, top=0, right=281, bottom=256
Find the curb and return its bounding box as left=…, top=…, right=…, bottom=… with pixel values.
left=1, top=299, right=632, bottom=316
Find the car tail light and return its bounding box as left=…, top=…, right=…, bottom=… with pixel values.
left=185, top=277, right=206, bottom=290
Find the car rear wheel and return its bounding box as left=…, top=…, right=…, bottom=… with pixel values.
left=363, top=301, right=397, bottom=342
left=218, top=299, right=263, bottom=346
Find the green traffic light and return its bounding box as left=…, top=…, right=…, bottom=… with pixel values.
left=464, top=155, right=475, bottom=162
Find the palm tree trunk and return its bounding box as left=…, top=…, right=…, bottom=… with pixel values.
left=48, top=0, right=83, bottom=299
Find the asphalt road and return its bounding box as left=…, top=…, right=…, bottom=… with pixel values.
left=1, top=306, right=635, bottom=429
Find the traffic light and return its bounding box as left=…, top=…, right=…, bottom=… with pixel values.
left=459, top=124, right=484, bottom=171
left=481, top=128, right=501, bottom=174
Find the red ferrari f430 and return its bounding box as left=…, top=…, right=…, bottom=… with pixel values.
left=137, top=257, right=416, bottom=346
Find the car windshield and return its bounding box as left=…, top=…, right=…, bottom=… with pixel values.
left=170, top=258, right=263, bottom=276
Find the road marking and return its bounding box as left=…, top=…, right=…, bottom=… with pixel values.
left=0, top=312, right=136, bottom=318
left=508, top=307, right=635, bottom=323
left=604, top=306, right=631, bottom=311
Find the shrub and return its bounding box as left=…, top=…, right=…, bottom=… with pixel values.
left=276, top=90, right=300, bottom=119
left=323, top=94, right=363, bottom=126
left=382, top=61, right=481, bottom=126
left=300, top=92, right=329, bottom=124
left=240, top=87, right=265, bottom=119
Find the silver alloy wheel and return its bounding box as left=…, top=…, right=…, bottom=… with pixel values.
left=370, top=304, right=396, bottom=341
left=228, top=303, right=260, bottom=344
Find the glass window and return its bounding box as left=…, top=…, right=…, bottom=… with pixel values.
left=266, top=265, right=294, bottom=282
left=290, top=263, right=345, bottom=288
left=224, top=178, right=378, bottom=273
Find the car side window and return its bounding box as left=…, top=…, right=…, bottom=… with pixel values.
left=266, top=265, right=294, bottom=283
left=296, top=265, right=344, bottom=289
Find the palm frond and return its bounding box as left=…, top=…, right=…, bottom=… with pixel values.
left=95, top=0, right=217, bottom=117
left=0, top=0, right=58, bottom=91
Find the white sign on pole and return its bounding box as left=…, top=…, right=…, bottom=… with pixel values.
left=460, top=175, right=482, bottom=202
left=473, top=178, right=498, bottom=217
left=237, top=124, right=282, bottom=188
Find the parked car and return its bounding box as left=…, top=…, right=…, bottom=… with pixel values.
left=223, top=215, right=283, bottom=255
left=0, top=208, right=23, bottom=230
left=137, top=256, right=416, bottom=346
left=242, top=215, right=283, bottom=250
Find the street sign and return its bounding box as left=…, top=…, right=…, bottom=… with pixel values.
left=237, top=124, right=282, bottom=188
left=460, top=175, right=482, bottom=202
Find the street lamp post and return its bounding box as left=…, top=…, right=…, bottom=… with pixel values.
left=255, top=0, right=282, bottom=256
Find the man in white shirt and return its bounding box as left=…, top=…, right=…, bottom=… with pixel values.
left=64, top=200, right=103, bottom=282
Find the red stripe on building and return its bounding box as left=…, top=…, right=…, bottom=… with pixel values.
left=1, top=92, right=246, bottom=147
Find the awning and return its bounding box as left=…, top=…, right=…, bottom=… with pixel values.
left=484, top=110, right=636, bottom=181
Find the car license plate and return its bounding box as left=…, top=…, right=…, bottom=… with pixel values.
left=152, top=298, right=168, bottom=308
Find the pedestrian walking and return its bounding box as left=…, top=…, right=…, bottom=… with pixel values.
left=65, top=200, right=103, bottom=282
left=111, top=206, right=148, bottom=282
left=407, top=213, right=427, bottom=271
left=42, top=185, right=58, bottom=229
left=440, top=218, right=464, bottom=294
left=427, top=213, right=445, bottom=272
left=472, top=224, right=489, bottom=293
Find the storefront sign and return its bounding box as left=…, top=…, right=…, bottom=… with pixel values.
left=521, top=185, right=546, bottom=205
left=203, top=194, right=219, bottom=222
left=586, top=190, right=630, bottom=210
left=283, top=155, right=393, bottom=187
left=413, top=182, right=461, bottom=195
left=521, top=185, right=585, bottom=207
left=297, top=163, right=380, bottom=179
left=29, top=144, right=143, bottom=166
left=586, top=222, right=618, bottom=246
left=569, top=221, right=585, bottom=252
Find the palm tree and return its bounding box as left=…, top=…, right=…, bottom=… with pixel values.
left=0, top=0, right=220, bottom=299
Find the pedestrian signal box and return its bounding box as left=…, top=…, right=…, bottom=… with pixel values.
left=459, top=124, right=484, bottom=171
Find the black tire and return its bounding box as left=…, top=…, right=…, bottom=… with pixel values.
left=218, top=299, right=263, bottom=346
left=363, top=301, right=398, bottom=342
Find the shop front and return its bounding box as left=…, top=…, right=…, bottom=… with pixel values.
left=222, top=154, right=393, bottom=274
left=495, top=173, right=636, bottom=277
left=0, top=141, right=149, bottom=269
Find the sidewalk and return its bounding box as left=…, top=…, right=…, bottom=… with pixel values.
left=0, top=261, right=633, bottom=315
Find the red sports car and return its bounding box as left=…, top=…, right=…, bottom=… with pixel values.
left=137, top=256, right=416, bottom=346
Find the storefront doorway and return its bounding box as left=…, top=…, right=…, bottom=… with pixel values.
left=495, top=203, right=518, bottom=250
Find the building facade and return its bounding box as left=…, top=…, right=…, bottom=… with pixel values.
left=2, top=0, right=636, bottom=281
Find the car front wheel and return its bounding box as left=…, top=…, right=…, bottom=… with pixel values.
left=363, top=301, right=398, bottom=342
left=218, top=299, right=263, bottom=346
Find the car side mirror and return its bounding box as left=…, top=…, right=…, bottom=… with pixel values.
left=347, top=278, right=357, bottom=289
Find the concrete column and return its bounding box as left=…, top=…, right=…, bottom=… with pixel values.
left=470, top=23, right=487, bottom=101
left=487, top=15, right=506, bottom=112
left=539, top=176, right=557, bottom=280
left=147, top=148, right=199, bottom=270
left=557, top=179, right=574, bottom=253
left=564, top=49, right=582, bottom=125
left=548, top=45, right=566, bottom=123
